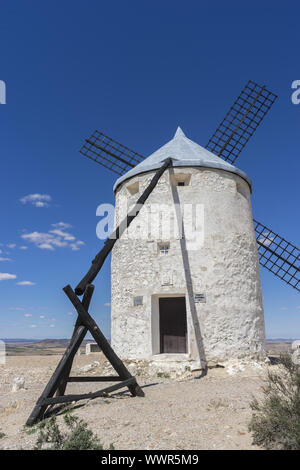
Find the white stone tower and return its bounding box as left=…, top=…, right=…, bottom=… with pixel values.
left=111, top=127, right=265, bottom=369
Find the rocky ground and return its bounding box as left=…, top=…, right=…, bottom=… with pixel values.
left=0, top=353, right=275, bottom=450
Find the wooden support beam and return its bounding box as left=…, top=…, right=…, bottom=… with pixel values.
left=63, top=285, right=144, bottom=398
left=42, top=378, right=136, bottom=406
left=67, top=376, right=122, bottom=382
left=25, top=152, right=173, bottom=425
left=26, top=286, right=95, bottom=426
left=56, top=286, right=93, bottom=397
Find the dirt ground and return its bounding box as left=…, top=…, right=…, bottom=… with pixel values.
left=0, top=353, right=270, bottom=450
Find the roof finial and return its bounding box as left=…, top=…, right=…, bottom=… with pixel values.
left=174, top=126, right=186, bottom=138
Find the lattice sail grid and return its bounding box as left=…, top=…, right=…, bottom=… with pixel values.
left=79, top=130, right=145, bottom=176
left=254, top=219, right=300, bottom=292
left=205, top=80, right=277, bottom=164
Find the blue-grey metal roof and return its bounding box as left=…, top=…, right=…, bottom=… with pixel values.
left=113, top=127, right=252, bottom=192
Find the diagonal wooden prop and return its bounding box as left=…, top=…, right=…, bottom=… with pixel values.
left=26, top=158, right=172, bottom=426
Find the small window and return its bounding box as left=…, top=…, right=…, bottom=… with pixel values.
left=133, top=296, right=143, bottom=306
left=159, top=243, right=170, bottom=255
left=236, top=182, right=248, bottom=199
left=170, top=173, right=191, bottom=187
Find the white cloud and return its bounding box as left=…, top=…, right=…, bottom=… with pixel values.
left=296, top=306, right=300, bottom=309
left=70, top=244, right=79, bottom=251
left=49, top=229, right=75, bottom=241
left=9, top=307, right=24, bottom=311
left=21, top=231, right=66, bottom=249
left=7, top=244, right=16, bottom=249
left=280, top=306, right=288, bottom=310
left=22, top=232, right=51, bottom=244
left=40, top=315, right=45, bottom=318
left=29, top=324, right=37, bottom=328
left=104, top=302, right=111, bottom=307
left=67, top=312, right=74, bottom=315
left=21, top=227, right=84, bottom=252
left=24, top=313, right=32, bottom=317
left=20, top=194, right=51, bottom=208
left=0, top=273, right=17, bottom=281
left=70, top=240, right=85, bottom=251
left=51, top=222, right=72, bottom=229
left=49, top=324, right=55, bottom=328
left=0, top=257, right=12, bottom=261
left=19, top=246, right=28, bottom=250
left=38, top=243, right=55, bottom=251
left=35, top=201, right=47, bottom=207
left=17, top=281, right=36, bottom=286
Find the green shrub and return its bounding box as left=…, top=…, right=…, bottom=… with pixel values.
left=157, top=372, right=170, bottom=378
left=23, top=425, right=37, bottom=435
left=34, top=413, right=114, bottom=450
left=248, top=353, right=300, bottom=450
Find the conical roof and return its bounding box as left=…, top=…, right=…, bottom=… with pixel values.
left=113, top=127, right=251, bottom=191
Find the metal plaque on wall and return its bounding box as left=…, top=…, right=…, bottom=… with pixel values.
left=195, top=293, right=206, bottom=303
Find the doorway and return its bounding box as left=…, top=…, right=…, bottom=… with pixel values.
left=159, top=297, right=187, bottom=353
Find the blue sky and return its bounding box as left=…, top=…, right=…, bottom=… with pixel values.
left=0, top=0, right=299, bottom=340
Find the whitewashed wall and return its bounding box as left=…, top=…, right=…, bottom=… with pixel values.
left=111, top=167, right=266, bottom=368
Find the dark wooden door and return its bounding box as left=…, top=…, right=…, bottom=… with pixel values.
left=159, top=297, right=187, bottom=353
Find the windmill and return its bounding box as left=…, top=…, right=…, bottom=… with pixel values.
left=27, top=80, right=299, bottom=425
left=77, top=80, right=299, bottom=368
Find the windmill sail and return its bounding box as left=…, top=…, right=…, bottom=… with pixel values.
left=79, top=130, right=145, bottom=175
left=205, top=80, right=277, bottom=164
left=254, top=219, right=300, bottom=292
